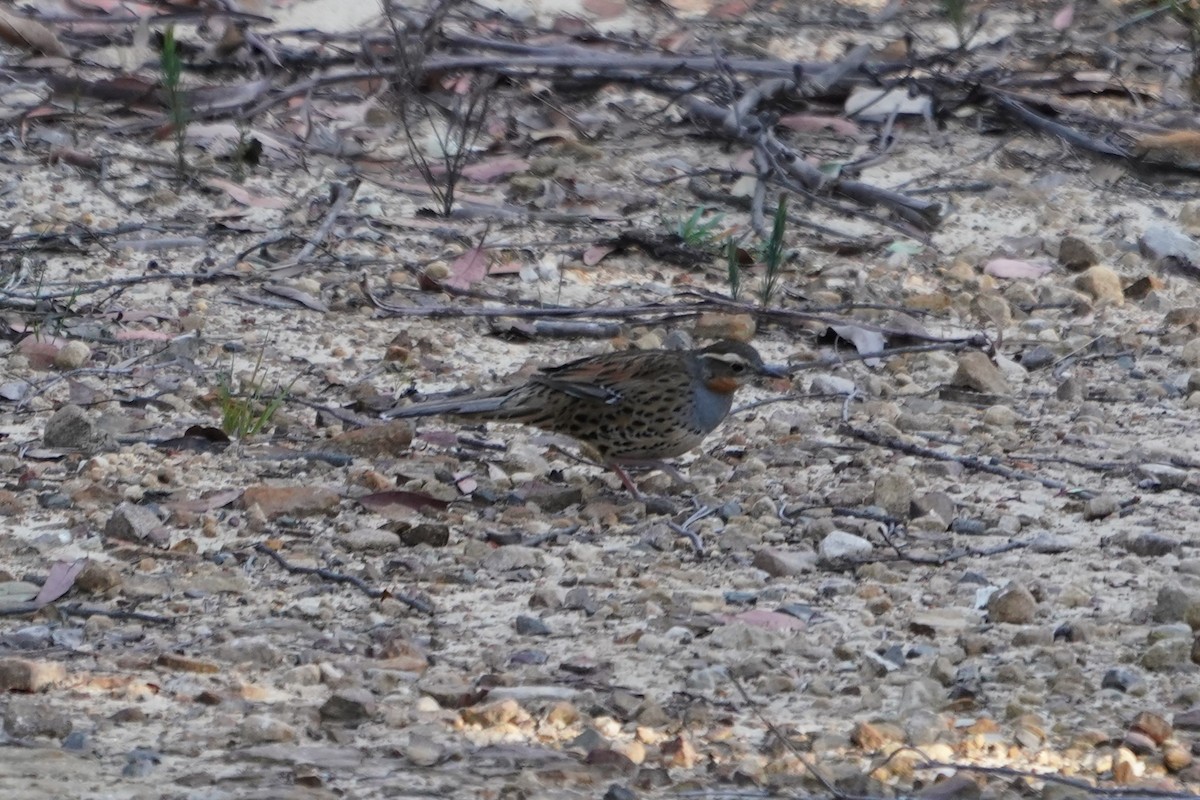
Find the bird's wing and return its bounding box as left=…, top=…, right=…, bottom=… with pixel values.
left=533, top=349, right=678, bottom=406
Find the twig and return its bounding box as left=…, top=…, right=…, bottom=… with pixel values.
left=0, top=603, right=174, bottom=624
left=841, top=423, right=1078, bottom=493
left=271, top=180, right=361, bottom=277
left=253, top=543, right=434, bottom=615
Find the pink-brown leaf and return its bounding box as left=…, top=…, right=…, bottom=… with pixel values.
left=34, top=559, right=87, bottom=607
left=462, top=157, right=530, bottom=183
left=583, top=244, right=616, bottom=266
left=445, top=246, right=489, bottom=290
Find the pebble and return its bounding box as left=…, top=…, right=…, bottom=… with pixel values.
left=53, top=341, right=91, bottom=369
left=751, top=548, right=816, bottom=577
left=987, top=582, right=1037, bottom=624
left=1074, top=265, right=1124, bottom=305
left=514, top=615, right=551, bottom=636
left=1141, top=637, right=1191, bottom=670
left=1082, top=494, right=1119, bottom=521
left=319, top=689, right=377, bottom=725
left=43, top=404, right=100, bottom=449
left=873, top=473, right=915, bottom=518
left=1058, top=235, right=1100, bottom=270
left=954, top=351, right=1010, bottom=394
left=818, top=530, right=873, bottom=562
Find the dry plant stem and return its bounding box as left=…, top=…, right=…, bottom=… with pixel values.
left=841, top=423, right=1078, bottom=493
left=253, top=543, right=434, bottom=615
left=725, top=673, right=845, bottom=799
left=271, top=179, right=360, bottom=277
left=987, top=90, right=1130, bottom=157
left=364, top=280, right=990, bottom=350
left=0, top=603, right=174, bottom=624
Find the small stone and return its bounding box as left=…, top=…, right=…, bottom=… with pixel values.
left=1019, top=345, right=1056, bottom=370
left=4, top=697, right=72, bottom=739
left=1164, top=743, right=1193, bottom=772
left=156, top=653, right=219, bottom=674
left=240, top=485, right=340, bottom=518
left=1129, top=711, right=1172, bottom=744
left=1101, top=667, right=1144, bottom=693
left=1082, top=494, right=1119, bottom=521
left=953, top=351, right=1010, bottom=395
left=399, top=522, right=451, bottom=548
left=1166, top=306, right=1200, bottom=330
left=241, top=714, right=297, bottom=743
left=43, top=405, right=99, bottom=449
left=693, top=312, right=755, bottom=342
left=971, top=293, right=1012, bottom=329
left=320, top=689, right=377, bottom=725
left=873, top=473, right=915, bottom=518
left=1058, top=235, right=1100, bottom=270
left=0, top=658, right=65, bottom=692
left=1183, top=339, right=1200, bottom=367
left=338, top=528, right=401, bottom=551
left=987, top=583, right=1037, bottom=624
left=53, top=341, right=91, bottom=370
left=818, top=531, right=873, bottom=562
left=1123, top=532, right=1182, bottom=557
left=851, top=720, right=905, bottom=751
left=1152, top=584, right=1198, bottom=623
left=323, top=420, right=414, bottom=457
left=481, top=546, right=544, bottom=573
left=1074, top=266, right=1124, bottom=305
left=515, top=615, right=551, bottom=636
left=810, top=374, right=858, bottom=396
left=1137, top=463, right=1190, bottom=489
left=1140, top=225, right=1200, bottom=264
left=752, top=549, right=816, bottom=577
left=981, top=404, right=1018, bottom=427
left=74, top=560, right=122, bottom=593
left=1142, top=637, right=1190, bottom=670
left=912, top=492, right=955, bottom=523
left=104, top=502, right=162, bottom=542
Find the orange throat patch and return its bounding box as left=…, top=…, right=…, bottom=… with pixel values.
left=705, top=376, right=740, bottom=394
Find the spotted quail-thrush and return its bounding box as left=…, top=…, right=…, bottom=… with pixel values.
left=386, top=340, right=785, bottom=493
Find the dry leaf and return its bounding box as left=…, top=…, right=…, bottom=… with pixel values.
left=778, top=114, right=862, bottom=138
left=0, top=9, right=68, bottom=57
left=461, top=157, right=530, bottom=183
left=445, top=245, right=489, bottom=290
left=1052, top=2, right=1074, bottom=31
left=34, top=559, right=87, bottom=607
left=583, top=244, right=616, bottom=266
left=360, top=490, right=450, bottom=514
left=583, top=0, right=626, bottom=18
left=983, top=258, right=1052, bottom=279
left=204, top=178, right=289, bottom=209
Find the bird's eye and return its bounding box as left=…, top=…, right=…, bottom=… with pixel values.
left=731, top=362, right=746, bottom=373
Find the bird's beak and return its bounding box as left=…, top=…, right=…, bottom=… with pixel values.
left=759, top=363, right=789, bottom=379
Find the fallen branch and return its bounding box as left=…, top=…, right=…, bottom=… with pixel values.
left=253, top=542, right=434, bottom=615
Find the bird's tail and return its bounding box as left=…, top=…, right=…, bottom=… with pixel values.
left=383, top=392, right=511, bottom=420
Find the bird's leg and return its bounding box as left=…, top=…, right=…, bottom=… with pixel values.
left=610, top=459, right=695, bottom=491
left=609, top=463, right=646, bottom=499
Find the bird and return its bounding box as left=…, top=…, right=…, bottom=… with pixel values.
left=386, top=340, right=785, bottom=495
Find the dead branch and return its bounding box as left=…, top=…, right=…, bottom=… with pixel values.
left=253, top=542, right=434, bottom=615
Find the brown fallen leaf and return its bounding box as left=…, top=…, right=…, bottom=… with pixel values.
left=360, top=490, right=450, bottom=515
